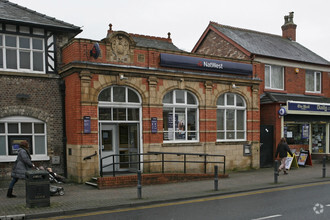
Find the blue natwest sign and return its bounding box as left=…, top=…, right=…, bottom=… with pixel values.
left=160, top=53, right=252, bottom=75
left=288, top=102, right=330, bottom=113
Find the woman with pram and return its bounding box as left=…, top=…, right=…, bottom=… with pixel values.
left=7, top=140, right=35, bottom=198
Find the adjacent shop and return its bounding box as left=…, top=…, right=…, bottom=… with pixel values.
left=281, top=101, right=330, bottom=156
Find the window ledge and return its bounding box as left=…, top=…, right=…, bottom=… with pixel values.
left=304, top=92, right=324, bottom=97
left=216, top=141, right=249, bottom=145
left=162, top=142, right=202, bottom=147
left=0, top=155, right=49, bottom=162
left=264, top=88, right=287, bottom=93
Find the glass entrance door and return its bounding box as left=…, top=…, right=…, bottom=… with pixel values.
left=119, top=124, right=139, bottom=171
left=100, top=124, right=117, bottom=172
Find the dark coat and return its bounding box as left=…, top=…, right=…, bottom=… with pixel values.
left=11, top=148, right=33, bottom=179
left=275, top=143, right=293, bottom=158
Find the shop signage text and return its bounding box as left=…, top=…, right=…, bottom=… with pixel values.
left=160, top=53, right=252, bottom=75
left=288, top=102, right=330, bottom=113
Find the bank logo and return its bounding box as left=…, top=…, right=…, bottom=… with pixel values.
left=197, top=61, right=223, bottom=69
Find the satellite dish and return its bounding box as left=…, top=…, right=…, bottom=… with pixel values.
left=90, top=43, right=101, bottom=59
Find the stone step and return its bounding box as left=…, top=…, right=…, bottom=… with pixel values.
left=85, top=181, right=98, bottom=188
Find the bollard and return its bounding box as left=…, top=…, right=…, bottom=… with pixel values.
left=323, top=156, right=326, bottom=178
left=274, top=160, right=279, bottom=184
left=137, top=170, right=142, bottom=199
left=214, top=165, right=219, bottom=191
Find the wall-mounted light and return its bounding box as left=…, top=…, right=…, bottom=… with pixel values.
left=119, top=74, right=128, bottom=80
left=232, top=83, right=239, bottom=89
left=295, top=68, right=299, bottom=74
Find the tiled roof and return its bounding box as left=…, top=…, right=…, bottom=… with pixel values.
left=0, top=0, right=81, bottom=32
left=260, top=92, right=330, bottom=104
left=210, top=22, right=330, bottom=66
left=131, top=34, right=182, bottom=51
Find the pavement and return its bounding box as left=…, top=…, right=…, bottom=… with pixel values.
left=1, top=160, right=330, bottom=219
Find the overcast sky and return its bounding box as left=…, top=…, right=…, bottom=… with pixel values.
left=10, top=0, right=330, bottom=61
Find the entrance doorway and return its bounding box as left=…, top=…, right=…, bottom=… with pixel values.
left=260, top=125, right=274, bottom=168
left=100, top=123, right=139, bottom=173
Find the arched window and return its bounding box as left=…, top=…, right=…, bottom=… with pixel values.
left=217, top=93, right=246, bottom=141
left=0, top=116, right=47, bottom=159
left=98, top=86, right=141, bottom=121
left=163, top=90, right=198, bottom=142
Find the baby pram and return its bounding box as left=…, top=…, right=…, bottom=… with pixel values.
left=38, top=166, right=65, bottom=196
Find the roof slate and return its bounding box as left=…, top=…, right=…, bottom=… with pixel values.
left=210, top=22, right=330, bottom=65
left=132, top=35, right=182, bottom=51
left=0, top=0, right=80, bottom=32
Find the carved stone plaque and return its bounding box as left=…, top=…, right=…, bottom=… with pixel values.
left=106, top=33, right=133, bottom=63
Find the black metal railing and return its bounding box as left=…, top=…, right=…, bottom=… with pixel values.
left=100, top=151, right=225, bottom=177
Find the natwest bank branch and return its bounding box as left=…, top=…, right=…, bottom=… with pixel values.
left=60, top=25, right=261, bottom=183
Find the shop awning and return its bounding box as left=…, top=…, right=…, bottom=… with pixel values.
left=260, top=92, right=330, bottom=105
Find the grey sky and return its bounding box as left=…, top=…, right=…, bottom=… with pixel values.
left=10, top=0, right=330, bottom=61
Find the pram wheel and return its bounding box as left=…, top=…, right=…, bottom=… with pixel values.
left=59, top=189, right=64, bottom=196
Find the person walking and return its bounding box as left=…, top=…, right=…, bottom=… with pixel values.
left=7, top=140, right=34, bottom=198
left=275, top=137, right=293, bottom=175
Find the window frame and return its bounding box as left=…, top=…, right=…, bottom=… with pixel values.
left=0, top=116, right=48, bottom=162
left=264, top=64, right=284, bottom=90
left=305, top=70, right=321, bottom=93
left=163, top=90, right=199, bottom=143
left=98, top=86, right=141, bottom=122
left=0, top=33, right=45, bottom=73
left=216, top=93, right=246, bottom=142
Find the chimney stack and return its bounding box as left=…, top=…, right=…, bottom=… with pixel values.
left=281, top=12, right=297, bottom=41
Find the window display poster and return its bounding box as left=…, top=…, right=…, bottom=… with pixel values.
left=176, top=113, right=185, bottom=133
left=167, top=114, right=173, bottom=140
left=175, top=113, right=185, bottom=139
left=302, top=124, right=309, bottom=139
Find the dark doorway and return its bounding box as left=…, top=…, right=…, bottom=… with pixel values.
left=260, top=125, right=274, bottom=168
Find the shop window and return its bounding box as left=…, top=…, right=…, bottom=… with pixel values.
left=265, top=64, right=284, bottom=90
left=217, top=93, right=246, bottom=141
left=0, top=117, right=47, bottom=157
left=0, top=34, right=45, bottom=73
left=163, top=90, right=198, bottom=142
left=311, top=124, right=326, bottom=153
left=98, top=86, right=141, bottom=122
left=305, top=70, right=321, bottom=93
left=284, top=123, right=309, bottom=145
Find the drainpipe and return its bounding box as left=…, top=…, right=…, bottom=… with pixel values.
left=60, top=80, right=68, bottom=178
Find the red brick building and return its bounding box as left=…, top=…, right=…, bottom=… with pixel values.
left=192, top=12, right=330, bottom=167
left=61, top=25, right=262, bottom=182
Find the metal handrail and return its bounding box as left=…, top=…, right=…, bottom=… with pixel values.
left=100, top=151, right=226, bottom=177
left=83, top=151, right=97, bottom=160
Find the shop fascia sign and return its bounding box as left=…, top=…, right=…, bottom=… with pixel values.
left=286, top=101, right=330, bottom=115
left=159, top=53, right=252, bottom=75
